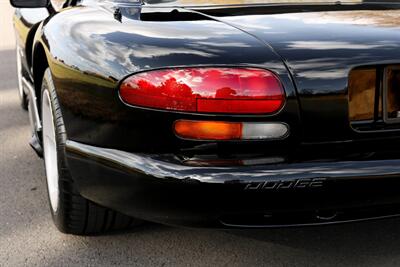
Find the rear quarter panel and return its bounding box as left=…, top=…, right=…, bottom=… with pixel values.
left=38, top=4, right=300, bottom=153
left=13, top=8, right=49, bottom=73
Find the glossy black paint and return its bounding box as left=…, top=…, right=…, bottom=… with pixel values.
left=10, top=0, right=49, bottom=8
left=215, top=5, right=400, bottom=142
left=39, top=5, right=299, bottom=154
left=32, top=1, right=400, bottom=159
left=13, top=7, right=49, bottom=80
left=13, top=0, right=400, bottom=227
left=66, top=140, right=400, bottom=227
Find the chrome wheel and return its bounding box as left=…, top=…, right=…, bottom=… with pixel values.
left=42, top=89, right=59, bottom=213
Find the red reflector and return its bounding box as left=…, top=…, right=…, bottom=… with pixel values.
left=120, top=68, right=285, bottom=114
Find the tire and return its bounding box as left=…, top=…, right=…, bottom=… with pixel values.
left=16, top=46, right=28, bottom=110
left=40, top=68, right=142, bottom=235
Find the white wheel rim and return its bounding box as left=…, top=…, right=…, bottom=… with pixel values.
left=42, top=90, right=59, bottom=212
left=16, top=47, right=24, bottom=100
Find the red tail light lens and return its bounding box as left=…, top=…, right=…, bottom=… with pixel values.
left=120, top=68, right=285, bottom=114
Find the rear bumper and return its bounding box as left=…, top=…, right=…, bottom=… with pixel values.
left=66, top=140, right=400, bottom=228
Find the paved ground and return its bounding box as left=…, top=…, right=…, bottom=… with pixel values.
left=2, top=2, right=400, bottom=267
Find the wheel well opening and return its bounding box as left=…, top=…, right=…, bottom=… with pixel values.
left=32, top=43, right=49, bottom=111
left=25, top=23, right=41, bottom=69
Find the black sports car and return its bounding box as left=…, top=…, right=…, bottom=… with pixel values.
left=11, top=0, right=400, bottom=235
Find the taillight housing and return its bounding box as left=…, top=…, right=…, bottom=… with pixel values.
left=174, top=120, right=289, bottom=141
left=119, top=68, right=285, bottom=114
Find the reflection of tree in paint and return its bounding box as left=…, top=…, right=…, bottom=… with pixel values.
left=137, top=78, right=195, bottom=97
left=284, top=10, right=400, bottom=28
left=215, top=87, right=237, bottom=98
left=136, top=77, right=242, bottom=99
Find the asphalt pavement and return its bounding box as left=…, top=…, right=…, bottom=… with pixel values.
left=2, top=2, right=400, bottom=266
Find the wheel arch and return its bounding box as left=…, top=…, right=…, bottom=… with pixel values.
left=32, top=41, right=50, bottom=113
left=25, top=23, right=42, bottom=70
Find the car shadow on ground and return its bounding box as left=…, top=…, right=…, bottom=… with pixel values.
left=227, top=217, right=400, bottom=247
left=111, top=217, right=400, bottom=257
left=52, top=218, right=400, bottom=266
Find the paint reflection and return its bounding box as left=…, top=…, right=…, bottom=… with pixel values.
left=67, top=140, right=400, bottom=183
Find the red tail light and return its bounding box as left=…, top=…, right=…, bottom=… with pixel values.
left=119, top=68, right=285, bottom=114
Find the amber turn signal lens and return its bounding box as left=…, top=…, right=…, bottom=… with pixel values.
left=174, top=121, right=242, bottom=141
left=174, top=120, right=289, bottom=141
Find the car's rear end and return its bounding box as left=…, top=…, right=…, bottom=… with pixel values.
left=52, top=0, right=400, bottom=227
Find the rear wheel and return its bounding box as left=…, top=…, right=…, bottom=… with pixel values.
left=41, top=68, right=141, bottom=235
left=16, top=46, right=28, bottom=110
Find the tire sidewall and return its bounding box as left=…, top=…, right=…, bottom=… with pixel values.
left=39, top=68, right=141, bottom=235
left=40, top=68, right=70, bottom=232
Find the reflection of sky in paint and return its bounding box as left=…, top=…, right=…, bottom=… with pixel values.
left=274, top=11, right=400, bottom=27
left=44, top=7, right=262, bottom=79
left=45, top=5, right=400, bottom=94
left=19, top=8, right=49, bottom=23
left=68, top=140, right=400, bottom=183
left=223, top=10, right=400, bottom=88
left=51, top=0, right=66, bottom=10
left=286, top=41, right=399, bottom=50
left=143, top=0, right=362, bottom=6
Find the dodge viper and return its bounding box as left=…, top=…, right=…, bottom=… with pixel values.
left=11, top=0, right=400, bottom=235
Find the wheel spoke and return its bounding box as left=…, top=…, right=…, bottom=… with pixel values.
left=42, top=90, right=59, bottom=213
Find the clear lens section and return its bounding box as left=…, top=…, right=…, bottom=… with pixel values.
left=242, top=122, right=289, bottom=140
